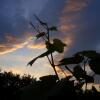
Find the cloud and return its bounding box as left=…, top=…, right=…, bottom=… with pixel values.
left=62, top=0, right=89, bottom=14
left=0, top=0, right=48, bottom=55
left=0, top=43, right=25, bottom=55
left=27, top=41, right=45, bottom=49
left=58, top=0, right=95, bottom=56
left=59, top=0, right=90, bottom=33
left=0, top=33, right=32, bottom=55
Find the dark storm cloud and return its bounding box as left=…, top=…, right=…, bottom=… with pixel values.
left=0, top=0, right=48, bottom=54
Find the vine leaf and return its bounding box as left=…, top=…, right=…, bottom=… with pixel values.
left=36, top=32, right=45, bottom=39
left=74, top=50, right=100, bottom=75
left=52, top=39, right=67, bottom=53
left=27, top=39, right=66, bottom=66
left=75, top=50, right=99, bottom=58
left=73, top=65, right=85, bottom=80
left=89, top=57, right=100, bottom=75
left=84, top=75, right=94, bottom=83
left=92, top=86, right=98, bottom=93
left=49, top=26, right=57, bottom=31
left=73, top=66, right=94, bottom=83
left=45, top=39, right=66, bottom=53
left=75, top=82, right=84, bottom=89
left=27, top=50, right=55, bottom=66
left=27, top=57, right=38, bottom=66
left=59, top=54, right=83, bottom=65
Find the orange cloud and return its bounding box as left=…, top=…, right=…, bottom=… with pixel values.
left=59, top=0, right=91, bottom=47
left=0, top=42, right=28, bottom=55
left=59, top=0, right=90, bottom=32
left=27, top=42, right=45, bottom=49
left=62, top=0, right=88, bottom=14
left=0, top=33, right=32, bottom=55
left=0, top=31, right=46, bottom=55
left=59, top=24, right=76, bottom=33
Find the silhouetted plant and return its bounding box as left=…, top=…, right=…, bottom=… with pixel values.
left=27, top=16, right=100, bottom=92
left=59, top=50, right=100, bottom=90
left=0, top=70, right=36, bottom=100
left=28, top=15, right=67, bottom=80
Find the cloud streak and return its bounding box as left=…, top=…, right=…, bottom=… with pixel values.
left=0, top=0, right=48, bottom=55
left=0, top=33, right=31, bottom=55
left=58, top=0, right=94, bottom=56
left=59, top=0, right=90, bottom=33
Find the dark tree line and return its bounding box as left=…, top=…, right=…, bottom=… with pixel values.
left=0, top=70, right=36, bottom=100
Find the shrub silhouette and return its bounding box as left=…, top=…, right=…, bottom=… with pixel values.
left=0, top=70, right=36, bottom=100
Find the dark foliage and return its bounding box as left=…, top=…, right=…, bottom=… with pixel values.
left=20, top=75, right=100, bottom=100
left=0, top=70, right=36, bottom=100
left=0, top=70, right=99, bottom=100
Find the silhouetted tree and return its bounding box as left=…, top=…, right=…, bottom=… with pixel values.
left=0, top=70, right=36, bottom=100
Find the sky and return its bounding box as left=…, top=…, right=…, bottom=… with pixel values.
left=0, top=0, right=100, bottom=82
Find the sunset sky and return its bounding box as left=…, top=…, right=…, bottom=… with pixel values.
left=0, top=0, right=100, bottom=81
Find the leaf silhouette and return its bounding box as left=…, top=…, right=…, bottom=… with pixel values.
left=27, top=50, right=55, bottom=66
left=84, top=75, right=94, bottom=83
left=36, top=32, right=45, bottom=39
left=92, top=86, right=98, bottom=93
left=45, top=41, right=54, bottom=50
left=52, top=39, right=67, bottom=53
left=28, top=40, right=66, bottom=66
left=49, top=26, right=57, bottom=31
left=73, top=65, right=85, bottom=80
left=89, top=57, right=100, bottom=75
left=75, top=82, right=84, bottom=89
left=75, top=50, right=99, bottom=58
left=59, top=54, right=83, bottom=65
left=39, top=50, right=54, bottom=58
left=45, top=39, right=66, bottom=53
left=27, top=57, right=38, bottom=66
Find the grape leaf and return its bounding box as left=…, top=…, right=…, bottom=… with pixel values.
left=89, top=57, right=100, bottom=75
left=52, top=39, right=67, bottom=53
left=75, top=50, right=100, bottom=58
left=36, top=32, right=45, bottom=39
left=59, top=54, right=83, bottom=65
left=49, top=26, right=57, bottom=31
left=73, top=65, right=85, bottom=80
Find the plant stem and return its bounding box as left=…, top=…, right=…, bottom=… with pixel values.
left=65, top=65, right=74, bottom=75
left=46, top=24, right=59, bottom=80
left=51, top=53, right=59, bottom=80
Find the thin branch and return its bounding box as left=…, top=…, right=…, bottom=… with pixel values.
left=65, top=65, right=74, bottom=75
left=46, top=55, right=52, bottom=65
left=30, top=22, right=39, bottom=33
